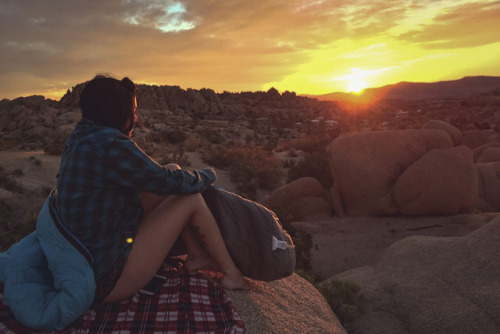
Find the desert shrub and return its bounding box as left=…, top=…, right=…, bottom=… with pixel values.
left=0, top=170, right=24, bottom=193
left=294, top=268, right=316, bottom=284
left=287, top=148, right=298, bottom=158
left=281, top=136, right=333, bottom=155
left=287, top=152, right=333, bottom=188
left=201, top=145, right=232, bottom=168
left=202, top=144, right=284, bottom=199
left=45, top=130, right=71, bottom=155
left=319, top=279, right=365, bottom=328
left=0, top=177, right=45, bottom=251
left=199, top=128, right=224, bottom=144
left=282, top=159, right=297, bottom=168
left=159, top=129, right=187, bottom=145
left=228, top=146, right=283, bottom=189
left=275, top=209, right=313, bottom=273
left=12, top=168, right=24, bottom=176
left=0, top=137, right=17, bottom=151
left=185, top=137, right=201, bottom=152
left=0, top=195, right=42, bottom=250
left=159, top=151, right=191, bottom=168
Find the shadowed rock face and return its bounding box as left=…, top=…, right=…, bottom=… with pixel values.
left=266, top=177, right=330, bottom=220
left=334, top=215, right=500, bottom=334
left=423, top=119, right=462, bottom=146
left=328, top=129, right=454, bottom=216
left=394, top=147, right=478, bottom=215
left=328, top=124, right=498, bottom=216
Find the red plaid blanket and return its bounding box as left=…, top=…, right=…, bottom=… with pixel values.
left=0, top=259, right=245, bottom=333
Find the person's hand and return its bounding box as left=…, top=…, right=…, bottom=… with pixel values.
left=165, top=163, right=181, bottom=170
left=201, top=167, right=216, bottom=183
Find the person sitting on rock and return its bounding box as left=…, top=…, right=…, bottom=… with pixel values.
left=57, top=74, right=249, bottom=305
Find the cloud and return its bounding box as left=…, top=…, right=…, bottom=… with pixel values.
left=396, top=1, right=500, bottom=49
left=0, top=0, right=499, bottom=99
left=0, top=0, right=355, bottom=97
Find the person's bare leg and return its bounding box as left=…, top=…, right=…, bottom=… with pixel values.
left=140, top=163, right=220, bottom=272
left=181, top=195, right=248, bottom=290
left=141, top=189, right=218, bottom=272
left=182, top=226, right=220, bottom=272
left=104, top=194, right=248, bottom=303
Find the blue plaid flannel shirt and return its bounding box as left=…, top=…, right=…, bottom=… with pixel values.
left=55, top=118, right=216, bottom=279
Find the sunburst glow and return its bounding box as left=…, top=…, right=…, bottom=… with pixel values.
left=347, top=77, right=367, bottom=93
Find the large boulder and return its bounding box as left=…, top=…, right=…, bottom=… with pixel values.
left=477, top=147, right=500, bottom=163
left=328, top=130, right=453, bottom=216
left=462, top=130, right=491, bottom=149
left=225, top=273, right=347, bottom=334
left=394, top=147, right=477, bottom=215
left=335, top=215, right=500, bottom=334
left=475, top=162, right=500, bottom=211
left=292, top=214, right=494, bottom=280
left=473, top=142, right=500, bottom=162
left=423, top=120, right=462, bottom=146
left=266, top=177, right=330, bottom=220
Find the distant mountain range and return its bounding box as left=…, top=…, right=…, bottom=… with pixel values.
left=310, top=76, right=500, bottom=102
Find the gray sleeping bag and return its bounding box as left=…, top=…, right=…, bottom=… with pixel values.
left=201, top=185, right=295, bottom=281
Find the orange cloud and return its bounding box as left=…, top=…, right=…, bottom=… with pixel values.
left=1, top=0, right=499, bottom=99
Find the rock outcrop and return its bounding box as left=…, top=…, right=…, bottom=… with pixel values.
left=328, top=121, right=499, bottom=216
left=473, top=142, right=500, bottom=162
left=292, top=213, right=494, bottom=280
left=225, top=273, right=347, bottom=334
left=328, top=129, right=454, bottom=216
left=475, top=162, right=500, bottom=211
left=266, top=177, right=330, bottom=220
left=477, top=147, right=500, bottom=163
left=462, top=129, right=492, bottom=149
left=334, top=215, right=500, bottom=334
left=394, top=147, right=477, bottom=215
left=423, top=119, right=462, bottom=146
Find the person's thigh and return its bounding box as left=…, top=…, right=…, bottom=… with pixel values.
left=104, top=194, right=195, bottom=302
left=141, top=192, right=169, bottom=217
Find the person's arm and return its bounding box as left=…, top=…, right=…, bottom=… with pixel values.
left=104, top=136, right=215, bottom=195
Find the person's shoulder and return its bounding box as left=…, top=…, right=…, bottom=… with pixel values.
left=79, top=119, right=128, bottom=143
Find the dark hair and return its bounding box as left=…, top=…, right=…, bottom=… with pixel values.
left=79, top=75, right=137, bottom=136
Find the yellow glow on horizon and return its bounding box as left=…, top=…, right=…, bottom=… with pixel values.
left=263, top=36, right=500, bottom=96
left=348, top=79, right=366, bottom=93
left=345, top=68, right=368, bottom=93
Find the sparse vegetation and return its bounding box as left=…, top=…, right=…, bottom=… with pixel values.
left=159, top=129, right=187, bottom=145
left=202, top=144, right=284, bottom=199
left=287, top=152, right=333, bottom=188
left=44, top=130, right=71, bottom=155
left=319, top=279, right=366, bottom=328
left=0, top=169, right=45, bottom=251
left=276, top=204, right=365, bottom=328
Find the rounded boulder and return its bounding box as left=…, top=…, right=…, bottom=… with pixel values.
left=423, top=120, right=462, bottom=146
left=328, top=129, right=453, bottom=216
left=394, top=147, right=478, bottom=215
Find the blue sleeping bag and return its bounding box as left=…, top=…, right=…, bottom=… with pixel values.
left=0, top=196, right=96, bottom=330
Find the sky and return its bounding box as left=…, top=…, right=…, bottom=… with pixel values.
left=1, top=0, right=500, bottom=100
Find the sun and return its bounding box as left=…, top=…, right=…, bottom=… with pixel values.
left=347, top=78, right=367, bottom=93
left=346, top=68, right=368, bottom=93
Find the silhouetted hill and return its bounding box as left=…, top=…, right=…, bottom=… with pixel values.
left=313, top=76, right=500, bottom=102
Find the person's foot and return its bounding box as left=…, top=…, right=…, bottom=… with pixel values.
left=185, top=255, right=220, bottom=273
left=221, top=273, right=250, bottom=290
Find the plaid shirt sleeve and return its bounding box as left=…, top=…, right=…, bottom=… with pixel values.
left=103, top=135, right=216, bottom=195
